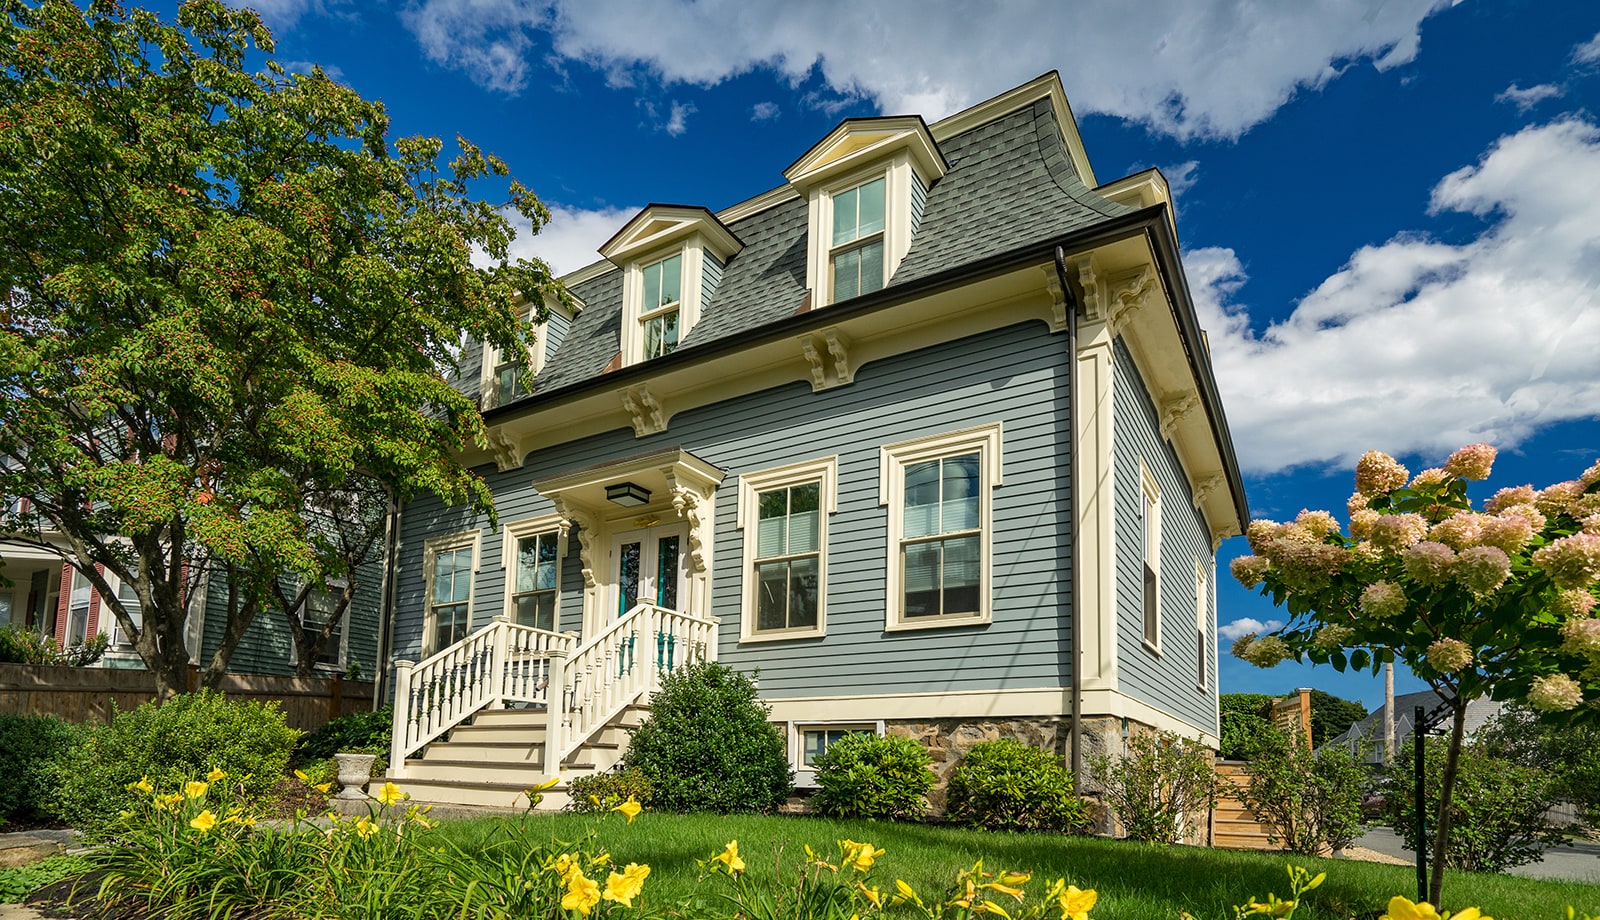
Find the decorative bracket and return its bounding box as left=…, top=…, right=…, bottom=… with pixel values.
left=799, top=327, right=854, bottom=391
left=1106, top=265, right=1157, bottom=336
left=554, top=498, right=599, bottom=589
left=1072, top=256, right=1104, bottom=324
left=1211, top=520, right=1242, bottom=552
left=487, top=426, right=526, bottom=472
left=1041, top=265, right=1069, bottom=332
left=823, top=329, right=853, bottom=386
left=1191, top=473, right=1223, bottom=510
left=1157, top=392, right=1201, bottom=442
left=663, top=468, right=715, bottom=574
left=621, top=384, right=667, bottom=437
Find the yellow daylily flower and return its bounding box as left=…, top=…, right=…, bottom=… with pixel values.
left=162, top=792, right=185, bottom=808
left=127, top=776, right=154, bottom=794
left=1058, top=885, right=1097, bottom=920
left=206, top=767, right=227, bottom=782
left=998, top=871, right=1033, bottom=887
left=611, top=795, right=642, bottom=824
left=857, top=883, right=882, bottom=908
left=528, top=776, right=561, bottom=792
left=977, top=900, right=1013, bottom=918
left=184, top=781, right=209, bottom=799
left=550, top=852, right=581, bottom=884
left=893, top=879, right=924, bottom=907
left=375, top=782, right=405, bottom=806
left=314, top=782, right=333, bottom=794
left=602, top=863, right=650, bottom=907
left=1381, top=898, right=1445, bottom=920
left=842, top=840, right=885, bottom=872
left=714, top=840, right=746, bottom=873
left=805, top=844, right=838, bottom=870
left=189, top=810, right=218, bottom=833
left=1451, top=911, right=1488, bottom=920
left=294, top=769, right=311, bottom=783
left=354, top=816, right=377, bottom=839
left=562, top=869, right=601, bottom=916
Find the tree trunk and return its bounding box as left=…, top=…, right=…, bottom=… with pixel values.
left=1428, top=700, right=1469, bottom=906
left=200, top=569, right=259, bottom=689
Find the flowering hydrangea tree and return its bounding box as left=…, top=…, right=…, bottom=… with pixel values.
left=1230, top=443, right=1600, bottom=904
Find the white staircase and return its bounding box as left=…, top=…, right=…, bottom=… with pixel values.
left=385, top=603, right=718, bottom=809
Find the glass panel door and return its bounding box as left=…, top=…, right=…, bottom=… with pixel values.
left=611, top=524, right=689, bottom=617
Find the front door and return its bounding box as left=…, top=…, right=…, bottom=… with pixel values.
left=610, top=523, right=689, bottom=617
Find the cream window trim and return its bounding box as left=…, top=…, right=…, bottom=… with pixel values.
left=500, top=513, right=569, bottom=632
left=878, top=422, right=1002, bottom=632
left=422, top=529, right=481, bottom=655
left=789, top=719, right=885, bottom=787
left=804, top=153, right=918, bottom=307
left=1194, top=557, right=1209, bottom=692
left=618, top=239, right=708, bottom=368
left=736, top=456, right=839, bottom=643
left=289, top=577, right=351, bottom=670
left=478, top=307, right=547, bottom=410
left=1140, top=462, right=1162, bottom=655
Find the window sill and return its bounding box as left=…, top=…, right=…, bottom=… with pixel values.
left=1142, top=639, right=1162, bottom=657
left=884, top=613, right=989, bottom=633
left=739, top=626, right=827, bottom=644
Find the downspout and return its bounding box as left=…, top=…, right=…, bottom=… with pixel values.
left=1054, top=246, right=1085, bottom=789
left=373, top=486, right=402, bottom=711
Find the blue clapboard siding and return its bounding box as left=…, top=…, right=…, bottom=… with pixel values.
left=701, top=252, right=724, bottom=313
left=910, top=172, right=928, bottom=237
left=1111, top=341, right=1218, bottom=735
left=392, top=320, right=1073, bottom=698
left=544, top=310, right=572, bottom=359
left=197, top=559, right=383, bottom=677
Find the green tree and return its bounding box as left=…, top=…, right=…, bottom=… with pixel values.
left=1477, top=703, right=1600, bottom=830
left=1308, top=689, right=1368, bottom=748
left=1229, top=443, right=1600, bottom=905
left=0, top=0, right=562, bottom=694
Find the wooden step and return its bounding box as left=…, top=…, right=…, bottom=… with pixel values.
left=401, top=759, right=556, bottom=785
left=469, top=707, right=552, bottom=727
left=383, top=775, right=570, bottom=811
left=447, top=722, right=548, bottom=743
left=422, top=739, right=547, bottom=763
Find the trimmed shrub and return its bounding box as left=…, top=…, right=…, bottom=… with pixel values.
left=46, top=690, right=300, bottom=832
left=1089, top=730, right=1219, bottom=844
left=946, top=738, right=1090, bottom=833
left=0, top=713, right=77, bottom=827
left=568, top=767, right=654, bottom=813
left=622, top=661, right=792, bottom=813
left=812, top=732, right=934, bottom=821
left=293, top=706, right=392, bottom=769
left=1234, top=723, right=1366, bottom=855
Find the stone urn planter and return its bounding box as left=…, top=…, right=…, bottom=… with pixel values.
left=333, top=752, right=377, bottom=800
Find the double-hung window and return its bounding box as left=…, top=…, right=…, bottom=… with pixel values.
left=66, top=566, right=92, bottom=645
left=640, top=253, right=683, bottom=360
left=830, top=177, right=885, bottom=302
left=302, top=585, right=345, bottom=668
left=1195, top=560, right=1209, bottom=690
left=512, top=532, right=559, bottom=631
left=1140, top=465, right=1161, bottom=651
left=111, top=573, right=142, bottom=650
left=880, top=424, right=1001, bottom=629
left=426, top=532, right=479, bottom=653
left=738, top=457, right=837, bottom=641
left=495, top=353, right=529, bottom=406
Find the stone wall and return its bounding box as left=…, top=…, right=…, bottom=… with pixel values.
left=885, top=716, right=1071, bottom=813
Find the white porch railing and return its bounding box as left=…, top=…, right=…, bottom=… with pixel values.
left=389, top=618, right=575, bottom=777
left=389, top=604, right=719, bottom=779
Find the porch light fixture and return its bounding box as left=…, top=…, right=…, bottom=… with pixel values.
left=605, top=481, right=651, bottom=507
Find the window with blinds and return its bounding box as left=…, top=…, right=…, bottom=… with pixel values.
left=829, top=177, right=885, bottom=302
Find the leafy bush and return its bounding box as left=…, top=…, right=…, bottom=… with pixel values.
left=1089, top=730, right=1218, bottom=844
left=292, top=706, right=392, bottom=769
left=1384, top=735, right=1568, bottom=872
left=0, top=713, right=77, bottom=827
left=568, top=767, right=654, bottom=813
left=1478, top=704, right=1600, bottom=831
left=1218, top=693, right=1275, bottom=760
left=1234, top=723, right=1366, bottom=855
left=622, top=661, right=792, bottom=813
left=0, top=855, right=89, bottom=904
left=945, top=738, right=1089, bottom=833
left=0, top=625, right=107, bottom=666
left=46, top=690, right=300, bottom=832
left=811, top=732, right=934, bottom=821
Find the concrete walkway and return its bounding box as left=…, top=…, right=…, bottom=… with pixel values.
left=1357, top=827, right=1600, bottom=883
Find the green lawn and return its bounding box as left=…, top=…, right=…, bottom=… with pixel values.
left=436, top=814, right=1600, bottom=920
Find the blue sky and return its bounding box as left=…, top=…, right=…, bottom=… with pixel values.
left=205, top=0, right=1600, bottom=710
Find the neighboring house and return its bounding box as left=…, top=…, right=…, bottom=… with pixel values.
left=0, top=501, right=381, bottom=678
left=384, top=72, right=1250, bottom=809
left=1324, top=688, right=1504, bottom=768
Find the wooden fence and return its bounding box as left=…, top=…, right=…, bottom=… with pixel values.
left=1210, top=689, right=1315, bottom=851
left=0, top=663, right=376, bottom=732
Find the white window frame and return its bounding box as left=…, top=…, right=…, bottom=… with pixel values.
left=479, top=305, right=546, bottom=410
left=826, top=175, right=887, bottom=303
left=879, top=422, right=1002, bottom=631
left=65, top=566, right=92, bottom=646
left=423, top=530, right=481, bottom=655
left=289, top=578, right=351, bottom=671
left=790, top=720, right=884, bottom=787
left=736, top=456, right=838, bottom=643
left=102, top=569, right=143, bottom=654
left=1140, top=462, right=1162, bottom=654
left=1195, top=558, right=1209, bottom=691
left=619, top=241, right=709, bottom=367
left=501, top=513, right=569, bottom=634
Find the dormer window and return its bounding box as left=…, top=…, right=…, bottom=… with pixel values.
left=640, top=252, right=683, bottom=359
left=784, top=116, right=947, bottom=308
left=479, top=295, right=580, bottom=410
left=598, top=205, right=743, bottom=368
left=830, top=177, right=886, bottom=301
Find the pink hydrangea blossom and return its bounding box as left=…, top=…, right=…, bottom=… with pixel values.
left=1499, top=503, right=1548, bottom=533
left=1584, top=514, right=1600, bottom=537
left=1536, top=480, right=1586, bottom=517
left=1532, top=533, right=1600, bottom=590
left=1246, top=519, right=1281, bottom=554
left=1403, top=541, right=1456, bottom=585
left=1478, top=513, right=1536, bottom=555
left=1231, top=555, right=1271, bottom=589
left=1352, top=540, right=1383, bottom=563
left=1485, top=485, right=1538, bottom=514
left=1355, top=450, right=1409, bottom=496
left=1296, top=509, right=1341, bottom=540
left=1560, top=618, right=1600, bottom=657
left=1429, top=512, right=1484, bottom=552
left=1264, top=538, right=1344, bottom=592
left=1582, top=458, right=1600, bottom=489
left=1455, top=545, right=1511, bottom=597
left=1569, top=492, right=1600, bottom=519
left=1552, top=589, right=1598, bottom=619
left=1425, top=637, right=1474, bottom=673
left=1360, top=581, right=1407, bottom=619
left=1313, top=625, right=1355, bottom=650
left=1409, top=467, right=1449, bottom=491
left=1529, top=673, right=1584, bottom=712
left=1350, top=508, right=1380, bottom=541
left=1444, top=443, right=1497, bottom=481
left=1348, top=492, right=1371, bottom=516
left=1370, top=513, right=1429, bottom=551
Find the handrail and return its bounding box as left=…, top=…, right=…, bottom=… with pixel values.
left=548, top=603, right=719, bottom=768
left=389, top=618, right=575, bottom=777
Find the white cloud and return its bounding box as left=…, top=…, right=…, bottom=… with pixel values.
left=664, top=100, right=695, bottom=137
left=1162, top=161, right=1200, bottom=201
left=1189, top=119, right=1600, bottom=474
left=1495, top=82, right=1562, bottom=112
left=1572, top=30, right=1600, bottom=65
left=493, top=203, right=638, bottom=277
left=1219, top=617, right=1283, bottom=641
left=399, top=0, right=1448, bottom=141
left=751, top=101, right=780, bottom=122
left=227, top=0, right=343, bottom=31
